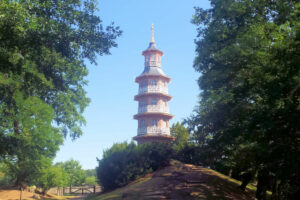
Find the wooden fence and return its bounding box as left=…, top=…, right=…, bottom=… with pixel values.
left=49, top=186, right=101, bottom=196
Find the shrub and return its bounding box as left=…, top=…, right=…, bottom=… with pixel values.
left=96, top=142, right=173, bottom=191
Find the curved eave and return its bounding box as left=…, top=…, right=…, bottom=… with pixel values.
left=133, top=135, right=175, bottom=143
left=134, top=93, right=172, bottom=101
left=135, top=74, right=171, bottom=83
left=142, top=49, right=163, bottom=56
left=133, top=112, right=173, bottom=120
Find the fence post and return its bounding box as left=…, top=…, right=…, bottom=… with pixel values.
left=93, top=185, right=96, bottom=193
left=82, top=188, right=84, bottom=195
left=63, top=187, right=65, bottom=195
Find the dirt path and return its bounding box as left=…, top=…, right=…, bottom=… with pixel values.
left=0, top=189, right=88, bottom=200
left=0, top=189, right=36, bottom=200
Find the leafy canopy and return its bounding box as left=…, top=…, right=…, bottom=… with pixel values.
left=190, top=0, right=300, bottom=199
left=0, top=0, right=121, bottom=189
left=0, top=0, right=121, bottom=142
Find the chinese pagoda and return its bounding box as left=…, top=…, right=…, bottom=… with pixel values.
left=133, top=25, right=174, bottom=144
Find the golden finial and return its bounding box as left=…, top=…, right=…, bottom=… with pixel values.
left=151, top=23, right=155, bottom=43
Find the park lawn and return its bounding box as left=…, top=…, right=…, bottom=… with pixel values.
left=87, top=160, right=259, bottom=200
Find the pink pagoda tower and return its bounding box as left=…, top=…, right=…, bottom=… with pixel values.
left=133, top=25, right=174, bottom=144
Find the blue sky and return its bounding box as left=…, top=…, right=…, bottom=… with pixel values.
left=54, top=0, right=211, bottom=169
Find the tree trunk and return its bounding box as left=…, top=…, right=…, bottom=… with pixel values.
left=228, top=168, right=232, bottom=177
left=20, top=187, right=22, bottom=200
left=240, top=172, right=253, bottom=191
left=256, top=169, right=269, bottom=200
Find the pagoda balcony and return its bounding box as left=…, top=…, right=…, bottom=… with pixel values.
left=139, top=86, right=168, bottom=94
left=145, top=61, right=161, bottom=67
left=137, top=126, right=170, bottom=136
left=138, top=105, right=169, bottom=114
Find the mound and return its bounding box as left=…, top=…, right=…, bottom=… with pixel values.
left=89, top=160, right=256, bottom=200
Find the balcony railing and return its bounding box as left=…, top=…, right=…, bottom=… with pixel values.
left=137, top=126, right=170, bottom=136
left=138, top=105, right=169, bottom=114
left=145, top=61, right=161, bottom=67
left=139, top=86, right=168, bottom=95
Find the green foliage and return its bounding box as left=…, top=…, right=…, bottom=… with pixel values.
left=34, top=165, right=68, bottom=194
left=0, top=0, right=121, bottom=141
left=0, top=163, right=14, bottom=186
left=85, top=169, right=97, bottom=177
left=190, top=0, right=300, bottom=199
left=56, top=159, right=87, bottom=187
left=85, top=176, right=97, bottom=186
left=1, top=93, right=63, bottom=187
left=170, top=122, right=190, bottom=152
left=97, top=142, right=173, bottom=191
left=0, top=0, right=121, bottom=189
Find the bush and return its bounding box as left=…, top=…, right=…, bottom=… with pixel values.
left=96, top=142, right=173, bottom=191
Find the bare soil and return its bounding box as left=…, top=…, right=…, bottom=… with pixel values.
left=0, top=188, right=85, bottom=200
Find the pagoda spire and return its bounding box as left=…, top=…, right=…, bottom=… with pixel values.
left=151, top=23, right=155, bottom=43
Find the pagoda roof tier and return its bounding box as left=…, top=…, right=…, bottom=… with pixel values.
left=135, top=67, right=171, bottom=82
left=142, top=42, right=163, bottom=56
left=133, top=134, right=175, bottom=144
left=133, top=112, right=173, bottom=120
left=134, top=93, right=172, bottom=101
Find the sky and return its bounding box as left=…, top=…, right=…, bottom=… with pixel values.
left=54, top=0, right=211, bottom=169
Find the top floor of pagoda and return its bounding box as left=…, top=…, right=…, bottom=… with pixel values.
left=142, top=24, right=163, bottom=56
left=136, top=24, right=170, bottom=83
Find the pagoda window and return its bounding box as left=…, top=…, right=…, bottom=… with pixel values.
left=150, top=55, right=155, bottom=61
left=152, top=119, right=158, bottom=126
left=151, top=80, right=157, bottom=86
left=141, top=80, right=147, bottom=87
left=151, top=98, right=157, bottom=105
left=140, top=101, right=146, bottom=107
left=140, top=119, right=146, bottom=127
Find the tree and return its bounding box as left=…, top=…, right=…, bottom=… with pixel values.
left=56, top=159, right=87, bottom=187
left=33, top=164, right=68, bottom=194
left=2, top=93, right=63, bottom=189
left=0, top=0, right=121, bottom=152
left=85, top=169, right=97, bottom=177
left=170, top=122, right=190, bottom=152
left=85, top=176, right=97, bottom=186
left=0, top=0, right=121, bottom=190
left=191, top=0, right=300, bottom=199
left=97, top=142, right=173, bottom=191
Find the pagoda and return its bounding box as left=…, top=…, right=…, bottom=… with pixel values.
left=133, top=25, right=174, bottom=144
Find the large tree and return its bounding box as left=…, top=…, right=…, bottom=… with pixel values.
left=191, top=0, right=299, bottom=199
left=0, top=0, right=121, bottom=189
left=56, top=159, right=87, bottom=187
left=0, top=0, right=121, bottom=144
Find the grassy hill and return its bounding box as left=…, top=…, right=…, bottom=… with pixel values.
left=87, top=160, right=257, bottom=200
